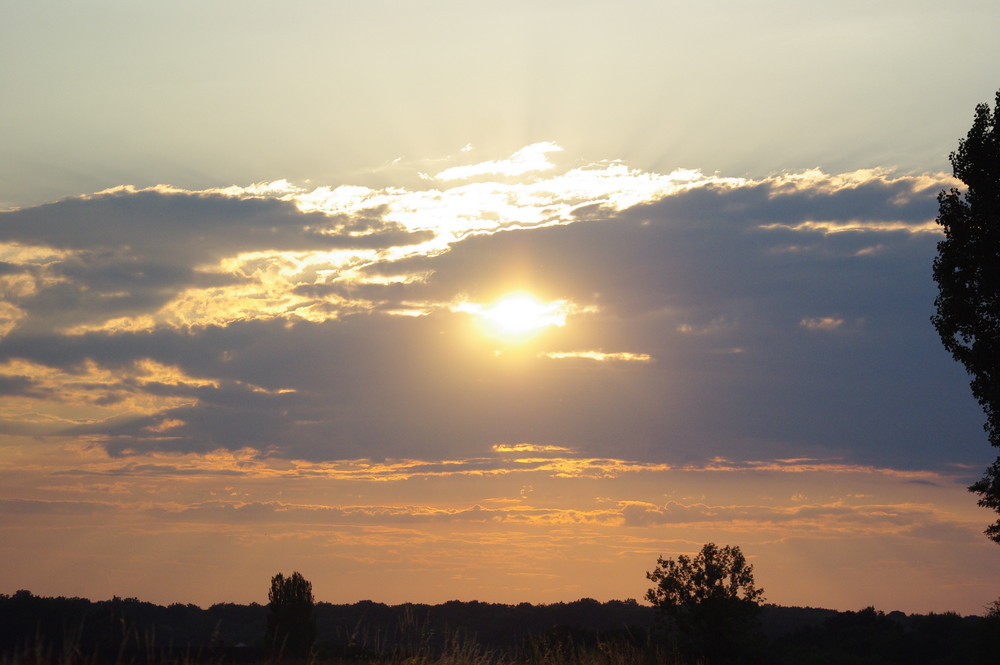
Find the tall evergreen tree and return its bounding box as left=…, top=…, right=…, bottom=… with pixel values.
left=932, top=89, right=1000, bottom=542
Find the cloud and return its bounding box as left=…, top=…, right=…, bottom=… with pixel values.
left=0, top=498, right=117, bottom=517
left=3, top=453, right=981, bottom=592
left=799, top=317, right=846, bottom=332
left=492, top=443, right=572, bottom=453
left=35, top=445, right=960, bottom=489
left=541, top=351, right=653, bottom=363
left=139, top=500, right=619, bottom=527
left=0, top=189, right=433, bottom=336
left=620, top=498, right=925, bottom=530
left=7, top=451, right=969, bottom=536
left=0, top=150, right=982, bottom=470
left=434, top=142, right=564, bottom=180
left=617, top=496, right=986, bottom=550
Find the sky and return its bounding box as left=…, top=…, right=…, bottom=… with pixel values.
left=3, top=0, right=1000, bottom=615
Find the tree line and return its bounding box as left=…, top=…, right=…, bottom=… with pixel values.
left=2, top=578, right=999, bottom=664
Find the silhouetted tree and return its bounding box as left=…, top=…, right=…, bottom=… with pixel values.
left=932, top=89, right=1000, bottom=542
left=267, top=571, right=316, bottom=657
left=646, top=543, right=765, bottom=664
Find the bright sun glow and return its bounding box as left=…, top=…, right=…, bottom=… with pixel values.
left=455, top=292, right=567, bottom=339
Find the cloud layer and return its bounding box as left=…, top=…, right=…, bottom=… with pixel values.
left=0, top=150, right=977, bottom=467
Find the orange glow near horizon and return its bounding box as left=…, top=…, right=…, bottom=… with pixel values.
left=3, top=437, right=998, bottom=613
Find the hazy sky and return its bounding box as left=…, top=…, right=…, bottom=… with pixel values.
left=3, top=0, right=1000, bottom=615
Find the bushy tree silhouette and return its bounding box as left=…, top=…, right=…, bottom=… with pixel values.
left=267, top=571, right=316, bottom=657
left=932, top=89, right=1000, bottom=542
left=646, top=543, right=765, bottom=664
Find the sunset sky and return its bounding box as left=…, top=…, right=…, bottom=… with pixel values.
left=4, top=0, right=1000, bottom=615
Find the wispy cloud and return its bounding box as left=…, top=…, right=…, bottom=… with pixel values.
left=434, top=142, right=564, bottom=181
left=799, top=317, right=846, bottom=332
left=541, top=351, right=653, bottom=363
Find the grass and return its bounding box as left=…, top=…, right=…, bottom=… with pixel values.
left=0, top=628, right=688, bottom=665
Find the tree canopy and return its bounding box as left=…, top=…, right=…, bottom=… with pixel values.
left=932, top=89, right=1000, bottom=542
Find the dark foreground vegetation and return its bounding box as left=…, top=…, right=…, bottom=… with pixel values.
left=3, top=590, right=1000, bottom=665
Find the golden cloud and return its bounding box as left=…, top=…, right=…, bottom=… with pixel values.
left=759, top=220, right=940, bottom=235
left=540, top=350, right=653, bottom=363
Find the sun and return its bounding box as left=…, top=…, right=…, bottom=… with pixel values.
left=482, top=294, right=564, bottom=335
left=455, top=292, right=568, bottom=340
